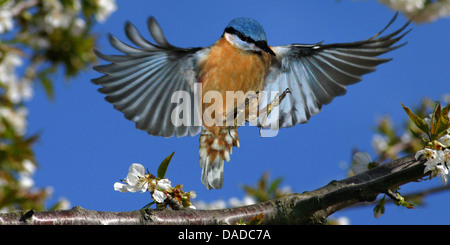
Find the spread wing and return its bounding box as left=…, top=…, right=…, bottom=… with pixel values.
left=92, top=17, right=207, bottom=138
left=261, top=13, right=411, bottom=129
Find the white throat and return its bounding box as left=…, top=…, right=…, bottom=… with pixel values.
left=224, top=32, right=260, bottom=52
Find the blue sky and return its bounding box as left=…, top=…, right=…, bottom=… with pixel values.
left=27, top=0, right=450, bottom=224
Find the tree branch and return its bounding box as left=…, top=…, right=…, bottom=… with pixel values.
left=0, top=154, right=427, bottom=225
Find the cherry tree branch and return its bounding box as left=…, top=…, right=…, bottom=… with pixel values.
left=0, top=154, right=427, bottom=225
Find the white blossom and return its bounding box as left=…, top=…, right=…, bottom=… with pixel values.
left=56, top=198, right=71, bottom=210
left=152, top=189, right=167, bottom=203
left=7, top=77, right=33, bottom=103
left=417, top=148, right=449, bottom=184
left=188, top=191, right=197, bottom=199
left=378, top=0, right=450, bottom=23
left=94, top=0, right=117, bottom=22
left=147, top=178, right=172, bottom=203
left=70, top=18, right=86, bottom=35
left=438, top=135, right=450, bottom=148
left=372, top=134, right=388, bottom=153
left=435, top=164, right=448, bottom=184
left=22, top=159, right=36, bottom=174
left=378, top=0, right=425, bottom=13
left=42, top=0, right=82, bottom=31
left=415, top=148, right=443, bottom=166
left=18, top=159, right=37, bottom=189
left=412, top=0, right=450, bottom=23
left=156, top=178, right=172, bottom=191
left=0, top=106, right=28, bottom=135
left=114, top=163, right=149, bottom=193
left=444, top=149, right=450, bottom=164
left=351, top=152, right=373, bottom=175
left=114, top=163, right=196, bottom=205
left=0, top=9, right=13, bottom=34
left=0, top=52, right=22, bottom=84
left=0, top=52, right=33, bottom=103
left=18, top=173, right=34, bottom=188
left=0, top=0, right=14, bottom=34
left=43, top=0, right=70, bottom=29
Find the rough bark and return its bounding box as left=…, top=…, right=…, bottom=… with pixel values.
left=0, top=154, right=426, bottom=225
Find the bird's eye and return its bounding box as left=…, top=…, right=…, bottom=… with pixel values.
left=238, top=33, right=255, bottom=45
left=225, top=27, right=256, bottom=45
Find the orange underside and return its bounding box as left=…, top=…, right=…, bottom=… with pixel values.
left=198, top=37, right=272, bottom=121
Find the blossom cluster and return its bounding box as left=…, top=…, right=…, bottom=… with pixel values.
left=0, top=0, right=117, bottom=132
left=409, top=104, right=450, bottom=184
left=114, top=163, right=196, bottom=209
left=0, top=0, right=116, bottom=212
left=0, top=50, right=32, bottom=104
left=0, top=0, right=117, bottom=34
left=416, top=147, right=450, bottom=184
left=41, top=0, right=116, bottom=33
left=0, top=0, right=117, bottom=101
left=378, top=0, right=450, bottom=23
left=415, top=120, right=450, bottom=184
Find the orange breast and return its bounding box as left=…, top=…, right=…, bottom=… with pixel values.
left=198, top=38, right=272, bottom=124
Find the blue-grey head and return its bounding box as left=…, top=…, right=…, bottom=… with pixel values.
left=223, top=17, right=275, bottom=56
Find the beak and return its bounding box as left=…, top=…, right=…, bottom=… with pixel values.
left=262, top=45, right=276, bottom=56
left=256, top=41, right=276, bottom=56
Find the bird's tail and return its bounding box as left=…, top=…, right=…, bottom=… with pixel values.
left=199, top=126, right=239, bottom=189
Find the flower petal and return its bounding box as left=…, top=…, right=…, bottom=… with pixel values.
left=415, top=149, right=426, bottom=160
left=188, top=191, right=197, bottom=199
left=353, top=152, right=372, bottom=165
left=127, top=163, right=145, bottom=185
left=152, top=190, right=167, bottom=203
left=439, top=135, right=450, bottom=147
left=114, top=182, right=130, bottom=192
left=157, top=178, right=172, bottom=191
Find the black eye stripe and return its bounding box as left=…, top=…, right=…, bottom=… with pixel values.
left=225, top=27, right=256, bottom=45
left=224, top=27, right=269, bottom=50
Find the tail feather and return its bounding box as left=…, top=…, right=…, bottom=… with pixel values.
left=199, top=126, right=239, bottom=189
left=199, top=155, right=224, bottom=190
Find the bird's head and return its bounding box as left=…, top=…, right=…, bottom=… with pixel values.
left=223, top=17, right=275, bottom=56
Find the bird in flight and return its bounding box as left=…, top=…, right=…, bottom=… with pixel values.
left=92, top=13, right=410, bottom=190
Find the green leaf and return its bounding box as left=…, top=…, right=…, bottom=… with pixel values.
left=38, top=69, right=55, bottom=101
left=424, top=102, right=450, bottom=139
left=430, top=102, right=441, bottom=136
left=268, top=177, right=283, bottom=195
left=436, top=119, right=449, bottom=138
left=373, top=198, right=386, bottom=219
left=436, top=103, right=450, bottom=137
left=157, top=152, right=175, bottom=179
left=409, top=128, right=425, bottom=142
left=401, top=103, right=430, bottom=134
left=442, top=104, right=450, bottom=120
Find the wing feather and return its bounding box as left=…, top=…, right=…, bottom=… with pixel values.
left=92, top=17, right=205, bottom=137
left=263, top=14, right=410, bottom=128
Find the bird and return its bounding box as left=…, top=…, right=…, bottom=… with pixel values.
left=92, top=13, right=410, bottom=190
